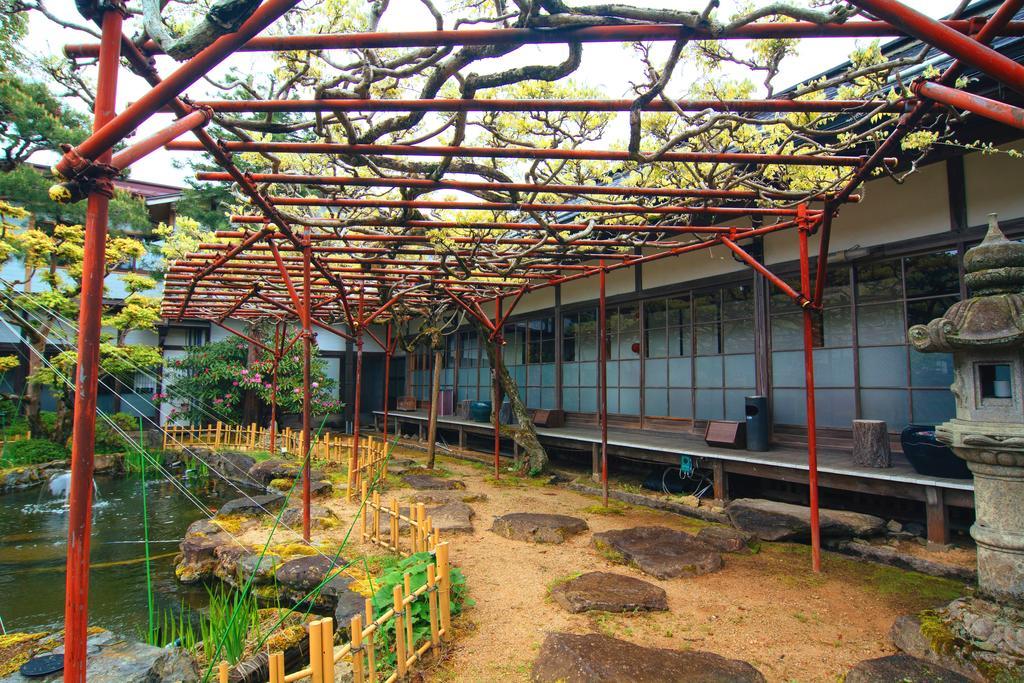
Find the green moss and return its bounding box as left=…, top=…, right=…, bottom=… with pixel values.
left=546, top=571, right=582, bottom=593
left=582, top=501, right=630, bottom=515
left=919, top=610, right=958, bottom=657
left=212, top=514, right=249, bottom=535
left=268, top=477, right=295, bottom=491
left=593, top=539, right=626, bottom=565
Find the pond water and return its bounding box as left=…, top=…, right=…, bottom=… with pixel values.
left=0, top=472, right=232, bottom=637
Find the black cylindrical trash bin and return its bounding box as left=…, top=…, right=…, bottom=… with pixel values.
left=745, top=395, right=769, bottom=451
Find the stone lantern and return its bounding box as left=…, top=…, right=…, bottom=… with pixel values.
left=902, top=214, right=1024, bottom=677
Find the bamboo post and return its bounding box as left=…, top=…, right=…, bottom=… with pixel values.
left=270, top=652, right=284, bottom=683
left=218, top=660, right=229, bottom=683
left=321, top=617, right=334, bottom=681
left=409, top=506, right=417, bottom=554
left=390, top=499, right=399, bottom=553
left=214, top=421, right=222, bottom=446
left=310, top=617, right=324, bottom=683
left=364, top=599, right=377, bottom=682
left=360, top=480, right=369, bottom=542
left=393, top=585, right=407, bottom=678
left=372, top=491, right=381, bottom=546
left=427, top=564, right=440, bottom=648
left=350, top=614, right=364, bottom=683
left=437, top=543, right=451, bottom=639
left=403, top=573, right=413, bottom=652
left=416, top=503, right=427, bottom=553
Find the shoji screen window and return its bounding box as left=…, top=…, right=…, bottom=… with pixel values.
left=857, top=251, right=958, bottom=429
left=456, top=330, right=481, bottom=402
left=562, top=308, right=598, bottom=413
left=770, top=265, right=855, bottom=428
left=694, top=285, right=756, bottom=420
left=643, top=296, right=692, bottom=419
left=525, top=316, right=557, bottom=409
left=607, top=305, right=641, bottom=415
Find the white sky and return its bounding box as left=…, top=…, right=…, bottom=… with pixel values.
left=24, top=0, right=963, bottom=187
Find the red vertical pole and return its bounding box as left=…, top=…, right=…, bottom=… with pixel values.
left=63, top=10, right=121, bottom=682
left=599, top=260, right=609, bottom=507
left=798, top=208, right=822, bottom=572
left=301, top=237, right=312, bottom=541
left=383, top=323, right=391, bottom=443
left=493, top=297, right=503, bottom=478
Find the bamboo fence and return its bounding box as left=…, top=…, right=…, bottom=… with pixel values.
left=161, top=423, right=390, bottom=498
left=360, top=484, right=440, bottom=557
left=1, top=430, right=31, bottom=446
left=216, top=543, right=453, bottom=683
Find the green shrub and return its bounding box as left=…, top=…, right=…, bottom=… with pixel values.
left=94, top=412, right=142, bottom=454
left=369, top=552, right=470, bottom=672
left=1, top=438, right=69, bottom=466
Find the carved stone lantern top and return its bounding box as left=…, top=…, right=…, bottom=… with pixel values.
left=910, top=214, right=1024, bottom=354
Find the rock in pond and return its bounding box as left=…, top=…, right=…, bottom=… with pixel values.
left=248, top=459, right=324, bottom=486
left=531, top=632, right=765, bottom=683
left=727, top=498, right=885, bottom=541
left=550, top=572, right=668, bottom=614
left=203, top=449, right=261, bottom=488
left=216, top=492, right=285, bottom=517
left=0, top=629, right=197, bottom=683
left=490, top=513, right=588, bottom=544
left=591, top=526, right=722, bottom=579
left=0, top=466, right=44, bottom=492
left=845, top=654, right=972, bottom=683
left=274, top=555, right=361, bottom=611
left=403, top=473, right=466, bottom=490
left=176, top=519, right=232, bottom=584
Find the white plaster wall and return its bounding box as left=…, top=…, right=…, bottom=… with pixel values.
left=964, top=141, right=1024, bottom=227
left=765, top=161, right=950, bottom=266
left=514, top=286, right=555, bottom=314
left=642, top=244, right=746, bottom=290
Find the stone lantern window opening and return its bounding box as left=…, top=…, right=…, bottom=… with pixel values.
left=979, top=362, right=1014, bottom=400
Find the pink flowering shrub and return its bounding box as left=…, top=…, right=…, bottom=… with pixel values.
left=161, top=337, right=339, bottom=423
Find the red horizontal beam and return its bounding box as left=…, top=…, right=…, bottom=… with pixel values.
left=913, top=78, right=1024, bottom=129
left=183, top=97, right=907, bottom=114
left=196, top=172, right=861, bottom=202
left=850, top=0, right=1024, bottom=95
left=65, top=19, right=1024, bottom=57
left=264, top=195, right=815, bottom=217
left=168, top=140, right=885, bottom=166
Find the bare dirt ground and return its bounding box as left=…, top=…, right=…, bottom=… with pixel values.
left=306, top=445, right=971, bottom=683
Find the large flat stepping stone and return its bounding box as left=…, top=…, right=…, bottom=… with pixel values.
left=427, top=500, right=475, bottom=534
left=550, top=572, right=668, bottom=614
left=727, top=498, right=885, bottom=541
left=403, top=473, right=466, bottom=490
left=409, top=490, right=488, bottom=505
left=491, top=513, right=588, bottom=544
left=845, top=654, right=971, bottom=682
left=531, top=632, right=765, bottom=682
left=592, top=526, right=722, bottom=579
left=386, top=458, right=419, bottom=475
left=697, top=525, right=755, bottom=552
left=281, top=504, right=339, bottom=531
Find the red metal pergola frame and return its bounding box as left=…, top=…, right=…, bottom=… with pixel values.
left=52, top=1, right=1024, bottom=679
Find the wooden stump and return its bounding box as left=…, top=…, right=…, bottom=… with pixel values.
left=852, top=419, right=891, bottom=468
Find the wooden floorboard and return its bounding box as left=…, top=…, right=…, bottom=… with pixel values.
left=375, top=410, right=974, bottom=496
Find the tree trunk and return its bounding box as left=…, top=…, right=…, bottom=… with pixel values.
left=24, top=329, right=46, bottom=436
left=242, top=323, right=260, bottom=425
left=476, top=321, right=548, bottom=475
left=425, top=349, right=442, bottom=469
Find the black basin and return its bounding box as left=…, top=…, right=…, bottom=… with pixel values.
left=900, top=425, right=972, bottom=479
